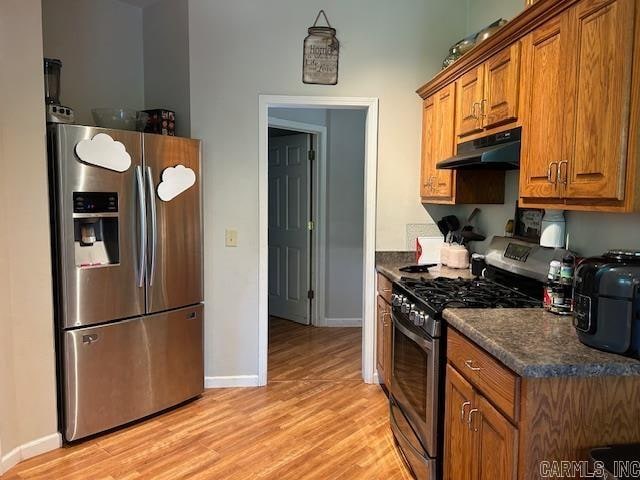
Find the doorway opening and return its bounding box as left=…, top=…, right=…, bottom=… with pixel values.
left=259, top=96, right=379, bottom=386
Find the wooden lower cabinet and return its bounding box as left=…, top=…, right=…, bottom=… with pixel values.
left=444, top=364, right=517, bottom=480
left=444, top=365, right=474, bottom=480
left=445, top=329, right=640, bottom=480
left=376, top=293, right=392, bottom=387
left=474, top=395, right=518, bottom=480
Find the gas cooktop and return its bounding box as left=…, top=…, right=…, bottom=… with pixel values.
left=397, top=276, right=541, bottom=313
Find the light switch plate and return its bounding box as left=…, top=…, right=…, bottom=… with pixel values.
left=225, top=229, right=238, bottom=247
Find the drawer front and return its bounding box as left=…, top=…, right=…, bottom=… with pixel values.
left=447, top=328, right=519, bottom=421
left=377, top=272, right=393, bottom=303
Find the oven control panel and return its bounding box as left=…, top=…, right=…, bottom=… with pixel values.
left=504, top=242, right=532, bottom=262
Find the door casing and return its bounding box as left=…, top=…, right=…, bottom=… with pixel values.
left=258, top=95, right=379, bottom=386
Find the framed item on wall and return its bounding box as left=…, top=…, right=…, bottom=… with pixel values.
left=303, top=10, right=339, bottom=85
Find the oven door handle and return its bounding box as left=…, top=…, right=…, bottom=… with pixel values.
left=394, top=316, right=432, bottom=350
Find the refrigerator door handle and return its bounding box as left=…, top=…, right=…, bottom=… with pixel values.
left=135, top=166, right=147, bottom=288
left=146, top=166, right=158, bottom=286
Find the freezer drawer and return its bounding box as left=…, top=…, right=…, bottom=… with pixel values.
left=62, top=304, right=204, bottom=441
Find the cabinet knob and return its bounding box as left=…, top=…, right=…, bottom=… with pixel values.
left=558, top=160, right=569, bottom=185
left=547, top=162, right=559, bottom=184
left=468, top=408, right=479, bottom=432
left=460, top=401, right=471, bottom=422
left=464, top=359, right=482, bottom=372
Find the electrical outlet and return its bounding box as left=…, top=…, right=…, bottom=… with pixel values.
left=225, top=229, right=238, bottom=247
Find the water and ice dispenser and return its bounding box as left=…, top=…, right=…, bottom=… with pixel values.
left=73, top=192, right=120, bottom=267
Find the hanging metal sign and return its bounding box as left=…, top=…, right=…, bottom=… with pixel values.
left=303, top=10, right=339, bottom=85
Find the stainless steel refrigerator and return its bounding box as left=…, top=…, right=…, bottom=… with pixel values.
left=48, top=124, right=204, bottom=442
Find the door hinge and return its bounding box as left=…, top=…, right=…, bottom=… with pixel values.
left=308, top=150, right=315, bottom=161
left=307, top=221, right=314, bottom=231
left=307, top=289, right=315, bottom=300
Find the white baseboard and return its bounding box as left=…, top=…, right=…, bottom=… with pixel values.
left=1, top=432, right=61, bottom=475
left=325, top=317, right=362, bottom=327
left=372, top=372, right=381, bottom=385
left=204, top=375, right=260, bottom=388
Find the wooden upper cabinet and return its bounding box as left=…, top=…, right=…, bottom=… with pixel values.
left=454, top=43, right=521, bottom=140
left=473, top=395, right=518, bottom=480
left=519, top=14, right=567, bottom=199
left=444, top=365, right=474, bottom=480
left=456, top=66, right=485, bottom=138
left=433, top=84, right=456, bottom=198
left=420, top=97, right=435, bottom=199
left=421, top=84, right=507, bottom=205
left=483, top=43, right=521, bottom=129
left=562, top=0, right=635, bottom=201
left=420, top=85, right=456, bottom=202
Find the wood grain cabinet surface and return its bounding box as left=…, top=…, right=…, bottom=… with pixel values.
left=444, top=364, right=518, bottom=480
left=456, top=43, right=521, bottom=141
left=418, top=0, right=640, bottom=212
left=421, top=85, right=506, bottom=205
left=376, top=273, right=393, bottom=388
left=519, top=0, right=640, bottom=211
left=445, top=328, right=640, bottom=480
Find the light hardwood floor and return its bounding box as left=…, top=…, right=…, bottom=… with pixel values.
left=3, top=318, right=410, bottom=479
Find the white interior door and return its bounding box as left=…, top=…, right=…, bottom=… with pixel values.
left=268, top=133, right=310, bottom=325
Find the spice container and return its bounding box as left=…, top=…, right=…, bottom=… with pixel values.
left=544, top=258, right=573, bottom=315
left=548, top=260, right=562, bottom=282
left=560, top=254, right=575, bottom=285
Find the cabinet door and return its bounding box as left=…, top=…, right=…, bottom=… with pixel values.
left=473, top=395, right=518, bottom=480
left=444, top=365, right=474, bottom=480
left=519, top=14, right=567, bottom=199
left=383, top=308, right=393, bottom=389
left=376, top=295, right=388, bottom=385
left=562, top=0, right=635, bottom=200
left=457, top=66, right=485, bottom=138
left=433, top=84, right=456, bottom=198
left=420, top=97, right=436, bottom=199
left=483, top=43, right=521, bottom=129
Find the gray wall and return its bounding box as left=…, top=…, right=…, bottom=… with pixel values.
left=269, top=107, right=366, bottom=322
left=190, top=0, right=469, bottom=376
left=143, top=0, right=191, bottom=137
left=41, top=0, right=145, bottom=126
left=325, top=109, right=366, bottom=320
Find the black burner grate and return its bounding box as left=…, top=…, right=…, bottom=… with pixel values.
left=399, top=276, right=541, bottom=312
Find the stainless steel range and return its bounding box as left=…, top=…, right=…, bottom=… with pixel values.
left=389, top=236, right=570, bottom=480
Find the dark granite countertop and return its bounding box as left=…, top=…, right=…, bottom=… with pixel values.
left=443, top=308, right=640, bottom=378
left=375, top=251, right=474, bottom=282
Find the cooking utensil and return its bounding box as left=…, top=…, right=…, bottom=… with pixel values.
left=399, top=264, right=437, bottom=273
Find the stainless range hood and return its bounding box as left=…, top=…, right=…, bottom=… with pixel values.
left=436, top=126, right=521, bottom=170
